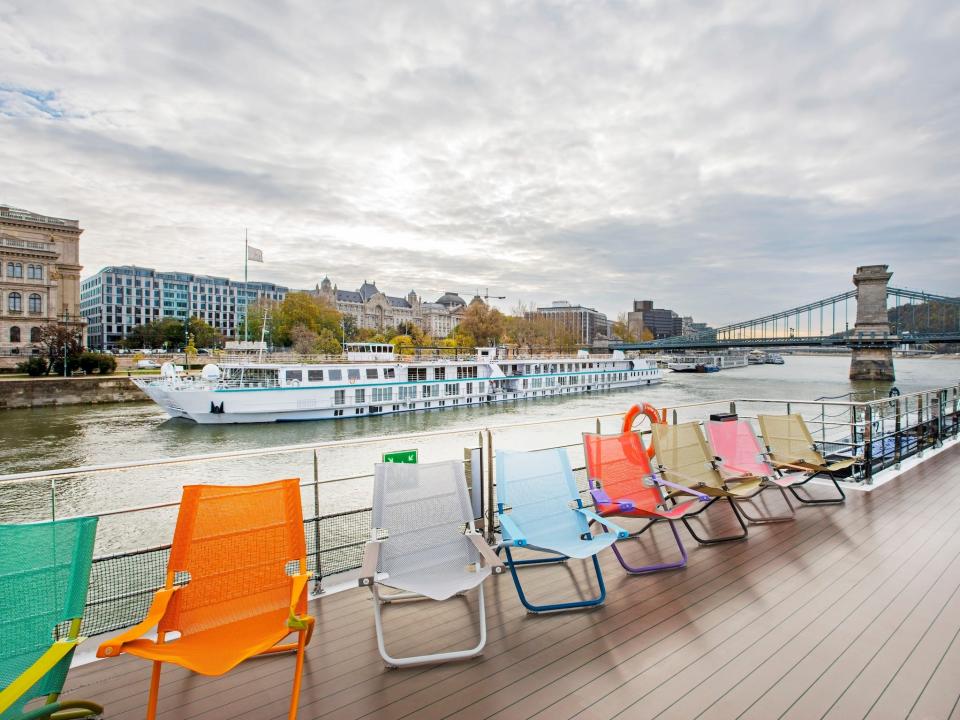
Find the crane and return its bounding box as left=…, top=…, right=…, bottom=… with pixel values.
left=460, top=287, right=506, bottom=302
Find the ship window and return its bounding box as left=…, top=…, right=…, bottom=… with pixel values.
left=384, top=368, right=395, bottom=379
left=286, top=370, right=302, bottom=383
left=434, top=366, right=446, bottom=380
left=355, top=389, right=365, bottom=403
left=334, top=390, right=345, bottom=405
left=329, top=369, right=342, bottom=381
left=348, top=369, right=361, bottom=381
left=366, top=368, right=379, bottom=379
left=409, top=367, right=426, bottom=381
left=445, top=383, right=458, bottom=396
left=308, top=369, right=323, bottom=382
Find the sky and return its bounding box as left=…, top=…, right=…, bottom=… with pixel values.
left=1, top=0, right=958, bottom=325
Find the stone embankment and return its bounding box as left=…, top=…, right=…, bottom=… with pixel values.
left=0, top=375, right=149, bottom=409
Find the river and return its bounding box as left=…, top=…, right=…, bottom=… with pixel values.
left=1, top=354, right=957, bottom=552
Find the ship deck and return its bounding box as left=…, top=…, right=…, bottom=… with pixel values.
left=66, top=441, right=960, bottom=720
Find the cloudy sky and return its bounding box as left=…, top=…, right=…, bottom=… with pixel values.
left=1, top=0, right=958, bottom=324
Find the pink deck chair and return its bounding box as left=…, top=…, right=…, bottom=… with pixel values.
left=704, top=419, right=796, bottom=522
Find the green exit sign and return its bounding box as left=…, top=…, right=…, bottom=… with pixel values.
left=382, top=449, right=418, bottom=464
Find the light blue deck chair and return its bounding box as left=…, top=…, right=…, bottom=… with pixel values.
left=359, top=460, right=503, bottom=667
left=496, top=448, right=628, bottom=613
left=0, top=517, right=101, bottom=720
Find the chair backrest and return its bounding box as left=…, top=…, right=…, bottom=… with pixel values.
left=372, top=460, right=476, bottom=577
left=705, top=420, right=774, bottom=478
left=0, top=517, right=98, bottom=718
left=496, top=448, right=587, bottom=542
left=159, top=479, right=306, bottom=637
left=758, top=413, right=824, bottom=465
left=651, top=422, right=723, bottom=489
left=583, top=432, right=661, bottom=511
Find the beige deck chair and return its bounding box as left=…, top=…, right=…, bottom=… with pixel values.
left=758, top=413, right=860, bottom=504
left=651, top=422, right=777, bottom=544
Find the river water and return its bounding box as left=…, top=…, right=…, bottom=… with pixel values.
left=1, top=355, right=957, bottom=552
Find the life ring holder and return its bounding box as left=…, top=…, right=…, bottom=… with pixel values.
left=622, top=402, right=664, bottom=459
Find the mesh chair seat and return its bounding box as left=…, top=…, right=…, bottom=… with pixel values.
left=522, top=530, right=619, bottom=560
left=122, top=607, right=293, bottom=676
left=382, top=564, right=492, bottom=602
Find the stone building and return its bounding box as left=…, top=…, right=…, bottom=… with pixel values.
left=0, top=205, right=85, bottom=357
left=312, top=277, right=467, bottom=337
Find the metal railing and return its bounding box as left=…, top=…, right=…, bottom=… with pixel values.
left=0, top=382, right=957, bottom=638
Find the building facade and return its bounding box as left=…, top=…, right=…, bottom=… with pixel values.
left=627, top=300, right=683, bottom=340
left=535, top=301, right=610, bottom=344
left=81, top=266, right=288, bottom=349
left=0, top=205, right=85, bottom=356
left=311, top=277, right=466, bottom=337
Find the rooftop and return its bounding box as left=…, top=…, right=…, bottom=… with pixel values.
left=0, top=204, right=80, bottom=229
left=64, top=441, right=960, bottom=719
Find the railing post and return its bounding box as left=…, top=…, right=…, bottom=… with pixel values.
left=50, top=479, right=56, bottom=521
left=917, top=395, right=925, bottom=458
left=312, top=449, right=323, bottom=595
left=894, top=398, right=902, bottom=468
left=863, top=404, right=873, bottom=484
left=729, top=401, right=736, bottom=416
left=485, top=429, right=496, bottom=544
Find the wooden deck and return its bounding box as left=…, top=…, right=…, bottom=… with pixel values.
left=67, top=442, right=960, bottom=720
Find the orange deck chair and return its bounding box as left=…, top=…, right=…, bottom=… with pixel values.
left=97, top=479, right=314, bottom=720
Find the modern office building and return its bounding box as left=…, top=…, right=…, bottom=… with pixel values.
left=626, top=300, right=683, bottom=340
left=0, top=205, right=86, bottom=356
left=534, top=301, right=610, bottom=344
left=80, top=266, right=288, bottom=349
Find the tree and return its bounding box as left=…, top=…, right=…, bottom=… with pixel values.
left=271, top=292, right=342, bottom=346
left=290, top=324, right=320, bottom=354
left=502, top=302, right=581, bottom=352
left=316, top=329, right=342, bottom=355
left=457, top=302, right=505, bottom=346
left=611, top=313, right=638, bottom=343
left=187, top=317, right=222, bottom=349
left=391, top=334, right=415, bottom=355
left=37, top=323, right=83, bottom=375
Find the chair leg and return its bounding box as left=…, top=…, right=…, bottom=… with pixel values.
left=611, top=519, right=688, bottom=574
left=788, top=471, right=846, bottom=504
left=370, top=584, right=487, bottom=667
left=146, top=661, right=162, bottom=720
left=287, top=629, right=308, bottom=720
left=681, top=497, right=749, bottom=544
left=503, top=546, right=607, bottom=612
left=735, top=486, right=795, bottom=523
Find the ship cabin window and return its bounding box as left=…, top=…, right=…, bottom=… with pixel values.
left=355, top=389, right=365, bottom=403
left=456, top=365, right=478, bottom=379
left=334, top=390, right=345, bottom=405
left=366, top=368, right=379, bottom=379
left=308, top=369, right=323, bottom=382
left=434, top=366, right=446, bottom=380
left=285, top=370, right=303, bottom=383
left=328, top=369, right=342, bottom=381
left=384, top=368, right=395, bottom=379
left=409, top=367, right=427, bottom=381
left=348, top=369, right=361, bottom=381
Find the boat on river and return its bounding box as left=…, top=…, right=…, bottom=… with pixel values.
left=133, top=344, right=663, bottom=424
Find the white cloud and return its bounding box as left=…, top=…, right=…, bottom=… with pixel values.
left=0, top=0, right=957, bottom=324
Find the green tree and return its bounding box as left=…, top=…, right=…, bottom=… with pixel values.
left=187, top=317, right=222, bottom=348
left=316, top=329, right=342, bottom=355
left=271, top=292, right=342, bottom=346
left=37, top=323, right=83, bottom=375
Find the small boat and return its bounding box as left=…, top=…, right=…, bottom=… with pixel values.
left=667, top=362, right=698, bottom=373
left=765, top=353, right=785, bottom=365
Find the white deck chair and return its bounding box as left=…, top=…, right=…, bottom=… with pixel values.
left=359, top=460, right=503, bottom=668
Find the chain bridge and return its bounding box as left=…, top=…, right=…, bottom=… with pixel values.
left=609, top=265, right=960, bottom=381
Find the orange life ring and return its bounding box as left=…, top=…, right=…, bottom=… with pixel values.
left=622, top=402, right=663, bottom=459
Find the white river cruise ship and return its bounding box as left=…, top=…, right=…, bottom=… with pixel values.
left=134, top=344, right=663, bottom=424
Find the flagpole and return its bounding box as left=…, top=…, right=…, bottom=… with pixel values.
left=244, top=228, right=248, bottom=342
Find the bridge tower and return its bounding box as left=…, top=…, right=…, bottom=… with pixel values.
left=849, top=264, right=895, bottom=381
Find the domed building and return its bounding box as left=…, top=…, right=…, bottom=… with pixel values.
left=312, top=279, right=470, bottom=336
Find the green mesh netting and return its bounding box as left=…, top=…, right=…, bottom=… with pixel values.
left=0, top=517, right=97, bottom=720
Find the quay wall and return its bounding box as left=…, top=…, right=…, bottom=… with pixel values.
left=0, top=376, right=148, bottom=409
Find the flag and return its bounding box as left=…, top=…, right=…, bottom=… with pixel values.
left=247, top=245, right=263, bottom=263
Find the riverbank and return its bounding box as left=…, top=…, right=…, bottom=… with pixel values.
left=0, top=374, right=148, bottom=409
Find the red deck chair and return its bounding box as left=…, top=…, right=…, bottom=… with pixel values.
left=583, top=431, right=709, bottom=573
left=97, top=479, right=314, bottom=720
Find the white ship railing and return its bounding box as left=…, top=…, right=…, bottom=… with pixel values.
left=0, top=383, right=956, bottom=638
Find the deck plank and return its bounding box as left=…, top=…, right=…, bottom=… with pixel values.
left=63, top=440, right=960, bottom=720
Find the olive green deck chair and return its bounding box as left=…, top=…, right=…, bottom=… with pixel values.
left=758, top=413, right=860, bottom=504
left=651, top=422, right=772, bottom=544
left=0, top=517, right=102, bottom=720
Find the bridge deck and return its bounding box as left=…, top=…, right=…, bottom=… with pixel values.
left=66, top=442, right=960, bottom=720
